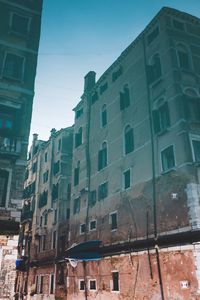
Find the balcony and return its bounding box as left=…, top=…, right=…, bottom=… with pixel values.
left=0, top=136, right=21, bottom=157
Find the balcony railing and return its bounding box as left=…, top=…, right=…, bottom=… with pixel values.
left=0, top=137, right=21, bottom=155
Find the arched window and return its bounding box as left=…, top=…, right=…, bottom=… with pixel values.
left=101, top=104, right=107, bottom=127
left=98, top=142, right=107, bottom=170
left=176, top=44, right=190, bottom=69
left=148, top=53, right=162, bottom=84
left=124, top=125, right=134, bottom=155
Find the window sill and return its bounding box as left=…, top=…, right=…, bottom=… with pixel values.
left=161, top=167, right=176, bottom=175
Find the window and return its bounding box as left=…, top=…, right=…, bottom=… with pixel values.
left=80, top=223, right=86, bottom=234
left=91, top=91, right=98, bottom=104
left=44, top=213, right=48, bottom=226
left=112, top=271, right=119, bottom=291
left=112, top=66, right=123, bottom=82
left=161, top=145, right=175, bottom=172
left=120, top=85, right=130, bottom=110
left=89, top=190, right=97, bottom=207
left=153, top=102, right=170, bottom=134
left=38, top=190, right=48, bottom=208
left=3, top=53, right=24, bottom=81
left=53, top=161, right=60, bottom=175
left=79, top=280, right=85, bottom=290
left=183, top=96, right=200, bottom=122
left=110, top=212, right=118, bottom=230
left=100, top=82, right=108, bottom=95
left=44, top=152, right=48, bottom=162
left=52, top=183, right=59, bottom=200
left=54, top=209, right=57, bottom=223
left=123, top=169, right=131, bottom=189
left=57, top=265, right=64, bottom=285
left=73, top=197, right=80, bottom=214
left=52, top=231, right=57, bottom=249
left=89, top=220, right=97, bottom=231
left=0, top=169, right=9, bottom=207
left=40, top=216, right=43, bottom=227
left=49, top=274, right=55, bottom=294
left=58, top=139, right=61, bottom=151
left=98, top=142, right=107, bottom=170
left=76, top=108, right=83, bottom=119
left=173, top=19, right=185, bottom=31
left=42, top=235, right=46, bottom=251
left=147, top=53, right=162, bottom=84
left=11, top=13, right=29, bottom=36
left=43, top=170, right=49, bottom=183
left=124, top=125, right=134, bottom=155
left=66, top=208, right=70, bottom=219
left=75, top=127, right=82, bottom=148
left=177, top=44, right=190, bottom=69
left=32, top=161, right=37, bottom=173
left=89, top=280, right=96, bottom=290
left=101, top=104, right=107, bottom=127
left=0, top=113, right=13, bottom=130
left=74, top=161, right=80, bottom=186
left=39, top=275, right=44, bottom=294
left=192, top=140, right=200, bottom=162
left=98, top=182, right=108, bottom=201
left=147, top=27, right=159, bottom=45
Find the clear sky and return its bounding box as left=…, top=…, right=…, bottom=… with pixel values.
left=31, top=0, right=200, bottom=142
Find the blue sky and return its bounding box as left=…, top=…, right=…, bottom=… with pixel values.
left=31, top=0, right=200, bottom=141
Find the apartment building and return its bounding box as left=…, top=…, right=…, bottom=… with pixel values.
left=0, top=0, right=42, bottom=234
left=16, top=128, right=73, bottom=299
left=66, top=7, right=200, bottom=300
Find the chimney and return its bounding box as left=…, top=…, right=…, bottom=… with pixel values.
left=50, top=128, right=57, bottom=137
left=84, top=71, right=96, bottom=92
left=33, top=133, right=38, bottom=142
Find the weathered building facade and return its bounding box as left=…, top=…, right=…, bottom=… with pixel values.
left=16, top=6, right=200, bottom=300
left=16, top=128, right=73, bottom=299
left=67, top=6, right=200, bottom=300
left=0, top=0, right=42, bottom=234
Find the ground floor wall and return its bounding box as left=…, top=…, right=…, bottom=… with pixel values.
left=54, top=244, right=200, bottom=300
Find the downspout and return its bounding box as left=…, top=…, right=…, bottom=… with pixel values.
left=142, top=35, right=165, bottom=300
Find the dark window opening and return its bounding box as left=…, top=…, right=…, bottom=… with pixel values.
left=89, top=280, right=96, bottom=290
left=89, top=190, right=97, bottom=207
left=11, top=13, right=29, bottom=36
left=75, top=127, right=82, bottom=148
left=44, top=152, right=48, bottom=162
left=0, top=169, right=9, bottom=207
left=91, top=92, right=98, bottom=104
left=112, top=271, right=119, bottom=291
left=124, top=169, right=131, bottom=189
left=112, top=66, right=123, bottom=82
left=39, top=276, right=44, bottom=294
left=74, top=162, right=80, bottom=186
left=43, top=170, right=49, bottom=183
left=192, top=140, right=200, bottom=162
left=98, top=182, right=108, bottom=201
left=147, top=27, right=159, bottom=45
left=73, top=197, right=80, bottom=214
left=44, top=213, right=48, bottom=226
left=39, top=190, right=48, bottom=208
left=32, top=161, right=37, bottom=173
left=124, top=125, right=134, bottom=154
left=50, top=274, right=54, bottom=294
left=52, top=183, right=59, bottom=201
left=53, top=161, right=60, bottom=175
left=98, top=142, right=107, bottom=170
left=58, top=139, right=61, bottom=151
left=110, top=212, right=117, bottom=230
left=101, top=104, right=107, bottom=127
left=3, top=53, right=24, bottom=81
left=80, top=280, right=85, bottom=290
left=76, top=108, right=83, bottom=119
left=147, top=54, right=162, bottom=84
left=80, top=223, right=86, bottom=234
left=100, top=82, right=108, bottom=95
left=90, top=220, right=97, bottom=231
left=183, top=96, right=200, bottom=122
left=161, top=145, right=175, bottom=172
left=120, top=86, right=130, bottom=110
left=52, top=231, right=57, bottom=249
left=153, top=102, right=170, bottom=134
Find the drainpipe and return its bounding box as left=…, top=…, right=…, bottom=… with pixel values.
left=142, top=35, right=165, bottom=300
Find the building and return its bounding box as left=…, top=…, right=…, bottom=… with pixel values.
left=68, top=6, right=200, bottom=300
left=0, top=0, right=43, bottom=234
left=16, top=128, right=73, bottom=299
left=17, top=6, right=200, bottom=300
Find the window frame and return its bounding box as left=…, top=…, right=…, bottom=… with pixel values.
left=79, top=279, right=85, bottom=291
left=89, top=219, right=97, bottom=231
left=124, top=124, right=134, bottom=155
left=109, top=211, right=118, bottom=231
left=190, top=134, right=200, bottom=163
left=49, top=273, right=55, bottom=294
left=123, top=168, right=131, bottom=190
left=2, top=52, right=25, bottom=82
left=161, top=144, right=176, bottom=173
left=80, top=223, right=86, bottom=235
left=111, top=271, right=120, bottom=292
left=10, top=12, right=31, bottom=37
left=89, top=279, right=97, bottom=291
